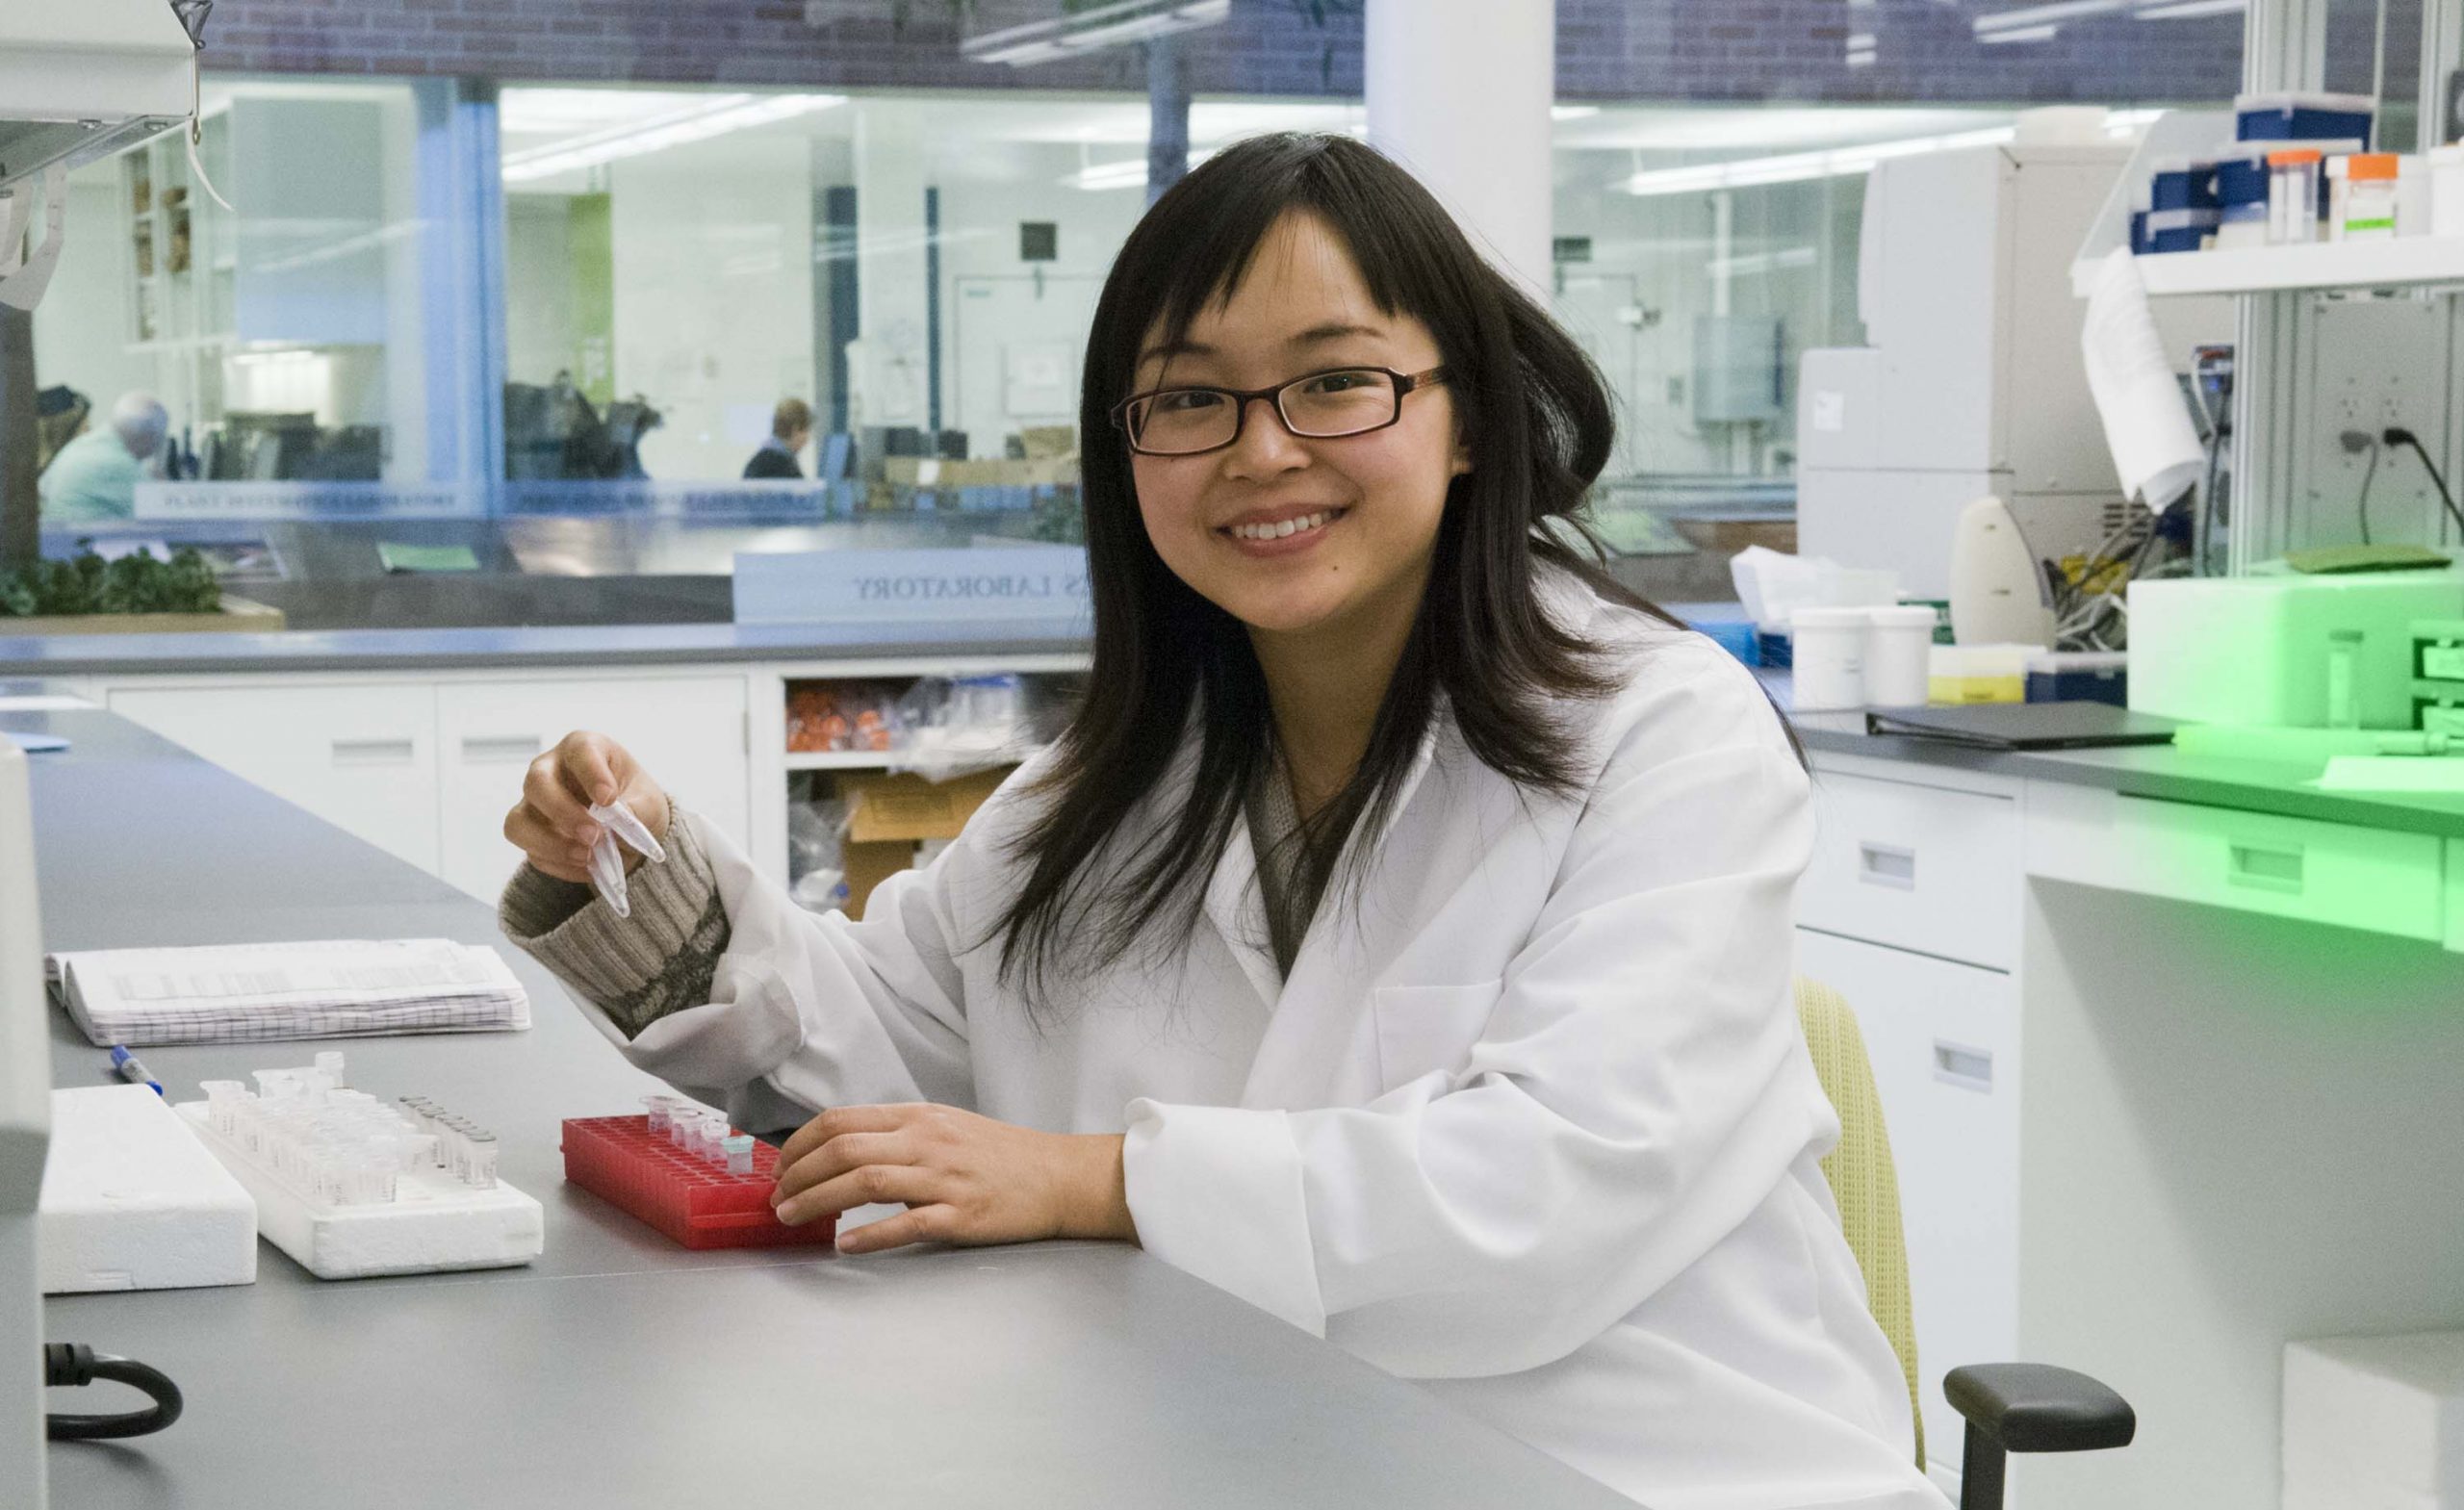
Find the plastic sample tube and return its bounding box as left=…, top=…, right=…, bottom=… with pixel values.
left=642, top=1095, right=676, bottom=1136
left=464, top=1131, right=500, bottom=1190
left=584, top=800, right=670, bottom=919
left=721, top=1135, right=756, bottom=1177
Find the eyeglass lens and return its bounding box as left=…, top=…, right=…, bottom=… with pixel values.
left=1127, top=369, right=1399, bottom=454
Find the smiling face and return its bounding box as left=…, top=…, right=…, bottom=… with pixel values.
left=1125, top=210, right=1469, bottom=642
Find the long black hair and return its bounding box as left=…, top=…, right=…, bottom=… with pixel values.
left=991, top=131, right=1682, bottom=1000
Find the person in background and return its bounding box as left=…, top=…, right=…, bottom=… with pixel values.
left=742, top=397, right=813, bottom=479
left=38, top=392, right=169, bottom=524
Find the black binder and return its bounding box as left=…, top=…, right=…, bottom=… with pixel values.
left=1862, top=703, right=2185, bottom=751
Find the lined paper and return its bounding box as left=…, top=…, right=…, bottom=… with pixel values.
left=49, top=939, right=531, bottom=1047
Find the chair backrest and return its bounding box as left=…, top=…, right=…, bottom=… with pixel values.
left=1795, top=975, right=1926, bottom=1469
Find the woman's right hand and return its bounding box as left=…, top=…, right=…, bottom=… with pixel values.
left=502, top=730, right=672, bottom=885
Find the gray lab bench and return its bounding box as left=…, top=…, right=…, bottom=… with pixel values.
left=15, top=704, right=1639, bottom=1510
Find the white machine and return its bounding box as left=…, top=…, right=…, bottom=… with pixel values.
left=2, top=743, right=51, bottom=1507
left=3, top=6, right=201, bottom=1501
left=0, top=0, right=195, bottom=311
left=1798, top=136, right=2224, bottom=600
left=2129, top=569, right=2464, bottom=729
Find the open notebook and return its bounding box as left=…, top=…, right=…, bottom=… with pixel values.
left=48, top=939, right=530, bottom=1047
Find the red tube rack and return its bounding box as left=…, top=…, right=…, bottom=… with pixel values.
left=560, top=1114, right=837, bottom=1251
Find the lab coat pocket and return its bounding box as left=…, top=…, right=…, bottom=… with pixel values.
left=1371, top=980, right=1504, bottom=1095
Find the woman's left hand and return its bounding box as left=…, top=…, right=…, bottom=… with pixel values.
left=771, top=1103, right=1138, bottom=1255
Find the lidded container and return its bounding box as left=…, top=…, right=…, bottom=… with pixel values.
left=2338, top=153, right=2401, bottom=242
left=2269, top=147, right=2325, bottom=243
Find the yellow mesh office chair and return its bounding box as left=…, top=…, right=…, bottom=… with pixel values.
left=1794, top=978, right=2136, bottom=1510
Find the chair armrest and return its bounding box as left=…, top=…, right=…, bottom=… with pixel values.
left=1944, top=1364, right=2136, bottom=1454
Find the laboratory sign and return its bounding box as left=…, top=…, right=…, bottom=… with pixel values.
left=734, top=547, right=1091, bottom=626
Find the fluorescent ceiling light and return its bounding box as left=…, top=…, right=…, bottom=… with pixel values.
left=1551, top=105, right=1600, bottom=122
left=965, top=0, right=1229, bottom=67
left=1621, top=126, right=2015, bottom=196
left=1974, top=0, right=2242, bottom=38
left=1061, top=149, right=1217, bottom=191
left=499, top=88, right=714, bottom=137
left=1974, top=0, right=2129, bottom=35
left=501, top=92, right=846, bottom=183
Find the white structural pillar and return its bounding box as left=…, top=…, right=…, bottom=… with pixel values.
left=1364, top=0, right=1555, bottom=298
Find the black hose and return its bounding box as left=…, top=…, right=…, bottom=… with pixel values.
left=44, top=1343, right=185, bottom=1441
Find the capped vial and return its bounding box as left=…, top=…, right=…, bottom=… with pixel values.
left=721, top=1134, right=756, bottom=1177
left=463, top=1131, right=500, bottom=1190
left=642, top=1095, right=676, bottom=1136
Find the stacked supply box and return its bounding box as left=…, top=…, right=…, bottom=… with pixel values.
left=2284, top=1332, right=2464, bottom=1510
left=2414, top=620, right=2464, bottom=735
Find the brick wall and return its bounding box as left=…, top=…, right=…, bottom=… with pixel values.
left=195, top=0, right=2415, bottom=110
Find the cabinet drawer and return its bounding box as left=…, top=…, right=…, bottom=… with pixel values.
left=1799, top=772, right=2021, bottom=970
left=1793, top=930, right=2018, bottom=1478
left=2028, top=782, right=2444, bottom=941
left=437, top=677, right=750, bottom=903
left=107, top=682, right=441, bottom=873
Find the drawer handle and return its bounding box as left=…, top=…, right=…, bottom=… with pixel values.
left=330, top=737, right=415, bottom=766
left=1933, top=1040, right=1993, bottom=1094
left=460, top=735, right=544, bottom=764
left=2228, top=842, right=2304, bottom=895
left=1858, top=842, right=1917, bottom=890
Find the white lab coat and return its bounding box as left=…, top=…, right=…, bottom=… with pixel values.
left=582, top=581, right=1948, bottom=1510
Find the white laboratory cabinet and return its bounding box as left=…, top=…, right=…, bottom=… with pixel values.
left=103, top=671, right=753, bottom=903
left=433, top=677, right=750, bottom=904
left=85, top=652, right=1088, bottom=908
left=1797, top=745, right=2464, bottom=1510
left=1796, top=755, right=2027, bottom=1497
left=106, top=681, right=447, bottom=875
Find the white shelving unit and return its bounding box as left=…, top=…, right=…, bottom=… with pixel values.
left=2070, top=77, right=2464, bottom=569
left=2072, top=236, right=2464, bottom=298
left=783, top=750, right=902, bottom=771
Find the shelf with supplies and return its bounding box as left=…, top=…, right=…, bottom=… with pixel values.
left=2066, top=106, right=2464, bottom=299
left=783, top=750, right=903, bottom=771
left=2070, top=236, right=2464, bottom=298
left=772, top=666, right=1085, bottom=921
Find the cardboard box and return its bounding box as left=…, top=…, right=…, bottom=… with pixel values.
left=840, top=839, right=916, bottom=922
left=1017, top=425, right=1077, bottom=460
left=881, top=457, right=1080, bottom=489
left=834, top=767, right=1014, bottom=918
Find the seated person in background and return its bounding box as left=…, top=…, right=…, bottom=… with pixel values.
left=39, top=392, right=168, bottom=524
left=742, top=397, right=812, bottom=479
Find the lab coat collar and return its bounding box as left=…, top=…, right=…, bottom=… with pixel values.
left=1186, top=701, right=1450, bottom=1111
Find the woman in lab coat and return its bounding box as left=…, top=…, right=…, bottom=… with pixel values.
left=500, top=133, right=1946, bottom=1510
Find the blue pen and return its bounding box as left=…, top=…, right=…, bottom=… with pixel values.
left=109, top=1045, right=163, bottom=1096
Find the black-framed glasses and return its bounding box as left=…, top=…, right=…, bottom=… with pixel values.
left=1110, top=366, right=1450, bottom=457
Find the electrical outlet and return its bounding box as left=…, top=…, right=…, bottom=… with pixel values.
left=2298, top=297, right=2452, bottom=550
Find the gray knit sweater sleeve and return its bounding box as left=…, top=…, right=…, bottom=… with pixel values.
left=497, top=812, right=730, bottom=1040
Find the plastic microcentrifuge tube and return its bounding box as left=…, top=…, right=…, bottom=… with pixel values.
left=721, top=1134, right=756, bottom=1177
left=667, top=1107, right=696, bottom=1149
left=583, top=800, right=669, bottom=920
left=642, top=1095, right=676, bottom=1137
left=200, top=1081, right=244, bottom=1135
left=463, top=1131, right=500, bottom=1190
left=699, top=1112, right=730, bottom=1164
